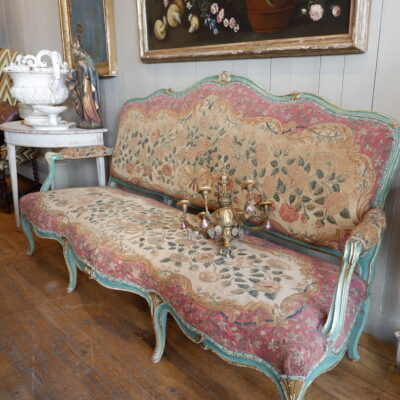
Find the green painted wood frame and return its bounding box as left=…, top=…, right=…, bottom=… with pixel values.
left=23, top=74, right=400, bottom=400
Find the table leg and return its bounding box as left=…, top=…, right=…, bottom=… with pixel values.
left=6, top=143, right=20, bottom=227
left=96, top=156, right=106, bottom=186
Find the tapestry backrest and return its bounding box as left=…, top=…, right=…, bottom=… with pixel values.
left=110, top=75, right=400, bottom=251
left=0, top=48, right=19, bottom=105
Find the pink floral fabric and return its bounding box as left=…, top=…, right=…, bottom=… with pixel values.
left=20, top=187, right=367, bottom=377
left=110, top=82, right=395, bottom=250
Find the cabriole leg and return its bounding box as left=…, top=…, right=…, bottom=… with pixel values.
left=20, top=214, right=35, bottom=255
left=149, top=293, right=168, bottom=363
left=62, top=240, right=77, bottom=293
left=347, top=297, right=370, bottom=361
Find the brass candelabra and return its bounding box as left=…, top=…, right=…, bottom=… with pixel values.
left=177, top=172, right=272, bottom=257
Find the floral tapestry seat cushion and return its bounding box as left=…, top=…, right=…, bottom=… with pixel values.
left=20, top=186, right=366, bottom=377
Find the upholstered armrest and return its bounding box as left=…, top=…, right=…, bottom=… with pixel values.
left=323, top=208, right=386, bottom=344
left=348, top=208, right=386, bottom=251
left=40, top=146, right=113, bottom=191
left=59, top=145, right=114, bottom=159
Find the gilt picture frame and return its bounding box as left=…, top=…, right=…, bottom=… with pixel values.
left=59, top=0, right=117, bottom=77
left=137, top=0, right=371, bottom=63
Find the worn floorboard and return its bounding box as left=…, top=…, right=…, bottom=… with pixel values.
left=0, top=210, right=399, bottom=400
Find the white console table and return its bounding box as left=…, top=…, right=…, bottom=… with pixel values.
left=0, top=121, right=107, bottom=227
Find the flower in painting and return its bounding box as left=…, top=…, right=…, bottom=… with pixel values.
left=162, top=164, right=172, bottom=176
left=229, top=17, right=237, bottom=29
left=217, top=8, right=225, bottom=23
left=210, top=2, right=219, bottom=14
left=279, top=204, right=299, bottom=223
left=309, top=4, right=324, bottom=21
left=185, top=1, right=192, bottom=10
left=223, top=18, right=229, bottom=27
left=204, top=17, right=219, bottom=35
left=332, top=5, right=341, bottom=17
left=301, top=8, right=307, bottom=14
left=163, top=0, right=169, bottom=7
left=199, top=270, right=219, bottom=282
left=233, top=24, right=240, bottom=33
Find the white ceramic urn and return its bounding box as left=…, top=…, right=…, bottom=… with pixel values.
left=5, top=50, right=69, bottom=105
left=4, top=50, right=71, bottom=128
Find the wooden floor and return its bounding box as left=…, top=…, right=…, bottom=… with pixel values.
left=1, top=211, right=399, bottom=400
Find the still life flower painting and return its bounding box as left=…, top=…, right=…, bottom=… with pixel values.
left=137, top=0, right=371, bottom=62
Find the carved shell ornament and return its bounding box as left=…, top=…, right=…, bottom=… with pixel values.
left=218, top=71, right=232, bottom=84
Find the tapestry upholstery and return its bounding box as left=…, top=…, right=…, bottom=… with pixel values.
left=0, top=48, right=19, bottom=105
left=0, top=102, right=36, bottom=171
left=59, top=145, right=113, bottom=159
left=110, top=83, right=394, bottom=251
left=20, top=186, right=367, bottom=377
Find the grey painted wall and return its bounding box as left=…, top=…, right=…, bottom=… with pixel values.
left=1, top=0, right=400, bottom=344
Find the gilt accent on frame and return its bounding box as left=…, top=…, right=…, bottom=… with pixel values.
left=137, top=0, right=371, bottom=63
left=59, top=0, right=117, bottom=77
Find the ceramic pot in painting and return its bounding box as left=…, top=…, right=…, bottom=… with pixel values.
left=245, top=0, right=295, bottom=33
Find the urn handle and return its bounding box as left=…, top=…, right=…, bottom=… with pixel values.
left=36, top=50, right=63, bottom=80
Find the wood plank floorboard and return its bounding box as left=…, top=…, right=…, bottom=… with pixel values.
left=0, top=210, right=399, bottom=399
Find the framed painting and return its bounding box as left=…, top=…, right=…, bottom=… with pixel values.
left=59, top=0, right=117, bottom=76
left=137, top=0, right=371, bottom=63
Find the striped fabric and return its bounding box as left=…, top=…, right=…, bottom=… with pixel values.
left=0, top=48, right=19, bottom=105
left=0, top=144, right=37, bottom=171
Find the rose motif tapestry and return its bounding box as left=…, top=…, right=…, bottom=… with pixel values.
left=20, top=186, right=366, bottom=376
left=110, top=82, right=394, bottom=250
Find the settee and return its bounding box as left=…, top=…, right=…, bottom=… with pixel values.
left=19, top=72, right=400, bottom=400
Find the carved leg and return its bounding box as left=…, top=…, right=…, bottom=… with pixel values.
left=279, top=378, right=306, bottom=400
left=62, top=240, right=78, bottom=293
left=20, top=214, right=36, bottom=255
left=347, top=297, right=370, bottom=361
left=149, top=292, right=168, bottom=363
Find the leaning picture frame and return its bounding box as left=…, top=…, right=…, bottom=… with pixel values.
left=137, top=0, right=371, bottom=63
left=58, top=0, right=117, bottom=77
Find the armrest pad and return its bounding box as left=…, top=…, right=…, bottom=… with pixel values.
left=59, top=145, right=113, bottom=159
left=349, top=208, right=386, bottom=251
